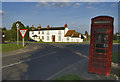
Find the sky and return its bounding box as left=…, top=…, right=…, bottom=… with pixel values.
left=1, top=2, right=119, bottom=34
left=1, top=0, right=120, bottom=2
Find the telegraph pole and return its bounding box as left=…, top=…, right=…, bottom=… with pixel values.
left=16, top=23, right=19, bottom=45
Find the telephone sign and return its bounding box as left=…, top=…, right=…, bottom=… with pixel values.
left=88, top=16, right=114, bottom=75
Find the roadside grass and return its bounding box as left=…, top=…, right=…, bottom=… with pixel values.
left=112, top=51, right=120, bottom=63
left=54, top=74, right=82, bottom=80
left=29, top=40, right=90, bottom=44
left=2, top=44, right=23, bottom=53
left=113, top=40, right=120, bottom=43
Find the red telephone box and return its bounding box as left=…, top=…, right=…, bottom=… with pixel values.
left=88, top=16, right=114, bottom=75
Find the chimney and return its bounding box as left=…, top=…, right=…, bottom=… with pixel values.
left=38, top=24, right=41, bottom=29
left=64, top=24, right=68, bottom=28
left=32, top=25, right=35, bottom=30
left=47, top=25, right=50, bottom=29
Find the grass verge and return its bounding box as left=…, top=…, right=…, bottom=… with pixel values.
left=54, top=74, right=82, bottom=80
left=112, top=51, right=120, bottom=63
left=113, top=40, right=120, bottom=43
left=2, top=44, right=23, bottom=53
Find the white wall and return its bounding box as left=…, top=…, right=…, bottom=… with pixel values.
left=29, top=28, right=84, bottom=42
left=29, top=30, right=65, bottom=42
left=64, top=37, right=83, bottom=42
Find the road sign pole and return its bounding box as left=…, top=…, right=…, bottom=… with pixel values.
left=17, top=28, right=19, bottom=45
left=19, top=29, right=27, bottom=47
left=22, top=38, right=24, bottom=47
left=16, top=23, right=19, bottom=45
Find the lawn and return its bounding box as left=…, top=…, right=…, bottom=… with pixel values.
left=54, top=74, right=82, bottom=80
left=113, top=40, right=120, bottom=43
left=112, top=51, right=120, bottom=63
left=2, top=44, right=23, bottom=53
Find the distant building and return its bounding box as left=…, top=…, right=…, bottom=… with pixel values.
left=29, top=24, right=87, bottom=42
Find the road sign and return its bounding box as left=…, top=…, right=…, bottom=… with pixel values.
left=19, top=29, right=27, bottom=38
left=19, top=29, right=27, bottom=47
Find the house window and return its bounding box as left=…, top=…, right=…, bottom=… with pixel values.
left=58, top=31, right=61, bottom=34
left=42, top=36, right=44, bottom=40
left=39, top=36, right=40, bottom=39
left=42, top=31, right=44, bottom=34
left=77, top=39, right=79, bottom=42
left=47, top=36, right=49, bottom=40
left=32, top=31, right=34, bottom=34
left=58, top=36, right=61, bottom=41
left=67, top=37, right=69, bottom=41
left=47, top=31, right=49, bottom=35
left=71, top=39, right=73, bottom=42
left=38, top=31, right=40, bottom=34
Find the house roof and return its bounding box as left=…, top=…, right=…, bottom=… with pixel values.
left=30, top=27, right=65, bottom=31
left=65, top=30, right=83, bottom=38
left=72, top=32, right=80, bottom=37
left=65, top=30, right=75, bottom=37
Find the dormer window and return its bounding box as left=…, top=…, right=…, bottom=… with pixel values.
left=32, top=31, right=34, bottom=34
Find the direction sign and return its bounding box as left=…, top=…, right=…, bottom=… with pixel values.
left=19, top=29, right=27, bottom=38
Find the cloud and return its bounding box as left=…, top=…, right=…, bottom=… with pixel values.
left=24, top=0, right=74, bottom=2
left=111, top=3, right=117, bottom=7
left=36, top=2, right=72, bottom=8
left=0, top=10, right=5, bottom=14
left=36, top=2, right=49, bottom=7
left=85, top=2, right=99, bottom=9
left=36, top=2, right=84, bottom=8
left=52, top=2, right=71, bottom=7
left=75, top=3, right=82, bottom=6
left=86, top=6, right=93, bottom=9
left=23, top=0, right=119, bottom=2
left=72, top=2, right=83, bottom=7
left=2, top=0, right=120, bottom=2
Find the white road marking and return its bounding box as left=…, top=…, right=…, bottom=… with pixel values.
left=74, top=51, right=89, bottom=59
left=2, top=52, right=56, bottom=69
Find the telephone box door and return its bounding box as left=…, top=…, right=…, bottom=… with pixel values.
left=89, top=16, right=114, bottom=75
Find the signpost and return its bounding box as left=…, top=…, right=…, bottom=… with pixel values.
left=19, top=29, right=27, bottom=47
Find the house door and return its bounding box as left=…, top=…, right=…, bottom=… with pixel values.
left=52, top=35, right=55, bottom=42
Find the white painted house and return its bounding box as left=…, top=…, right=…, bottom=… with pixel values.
left=29, top=24, right=86, bottom=42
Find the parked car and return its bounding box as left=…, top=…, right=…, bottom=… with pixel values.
left=28, top=39, right=37, bottom=42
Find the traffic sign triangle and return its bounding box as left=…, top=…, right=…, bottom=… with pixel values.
left=19, top=29, right=27, bottom=38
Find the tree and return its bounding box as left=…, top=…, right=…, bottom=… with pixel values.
left=10, top=21, right=26, bottom=41
left=2, top=27, right=7, bottom=32
left=4, top=30, right=12, bottom=41
left=114, top=33, right=120, bottom=40
left=24, top=25, right=30, bottom=41
left=85, top=31, right=89, bottom=40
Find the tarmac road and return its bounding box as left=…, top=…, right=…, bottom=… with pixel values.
left=2, top=43, right=119, bottom=80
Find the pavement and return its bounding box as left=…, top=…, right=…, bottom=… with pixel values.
left=2, top=43, right=119, bottom=80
